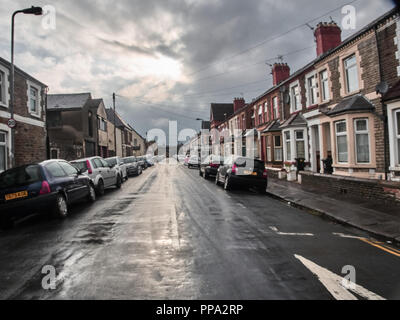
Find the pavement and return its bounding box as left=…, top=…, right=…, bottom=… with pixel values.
left=267, top=178, right=400, bottom=244
left=0, top=162, right=400, bottom=300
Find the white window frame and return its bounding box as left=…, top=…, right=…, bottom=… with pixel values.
left=335, top=120, right=348, bottom=164
left=290, top=81, right=301, bottom=113
left=273, top=96, right=279, bottom=119
left=354, top=118, right=371, bottom=164
left=320, top=69, right=330, bottom=102
left=0, top=64, right=10, bottom=109
left=258, top=106, right=263, bottom=124
left=344, top=54, right=359, bottom=94
left=284, top=131, right=292, bottom=161
left=295, top=130, right=306, bottom=159
left=264, top=103, right=268, bottom=121
left=306, top=72, right=318, bottom=107
left=27, top=80, right=42, bottom=119
left=396, top=110, right=400, bottom=166
left=0, top=125, right=11, bottom=173
left=266, top=137, right=272, bottom=162
left=274, top=135, right=283, bottom=162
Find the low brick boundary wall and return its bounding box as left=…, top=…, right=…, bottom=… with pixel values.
left=299, top=171, right=400, bottom=207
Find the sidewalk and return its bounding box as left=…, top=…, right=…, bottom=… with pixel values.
left=267, top=178, right=400, bottom=244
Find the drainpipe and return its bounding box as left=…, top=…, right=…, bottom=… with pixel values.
left=374, top=27, right=389, bottom=181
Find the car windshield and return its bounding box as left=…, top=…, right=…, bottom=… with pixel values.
left=0, top=165, right=42, bottom=189
left=106, top=158, right=117, bottom=167
left=72, top=161, right=87, bottom=171
left=124, top=158, right=136, bottom=164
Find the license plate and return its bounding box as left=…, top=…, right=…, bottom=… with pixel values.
left=244, top=170, right=257, bottom=176
left=5, top=191, right=28, bottom=201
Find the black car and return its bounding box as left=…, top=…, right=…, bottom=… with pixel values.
left=199, top=155, right=224, bottom=179
left=0, top=160, right=96, bottom=228
left=215, top=156, right=268, bottom=194
left=123, top=157, right=142, bottom=176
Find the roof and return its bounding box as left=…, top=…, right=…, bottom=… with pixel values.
left=201, top=121, right=211, bottom=130
left=210, top=103, right=234, bottom=122
left=85, top=98, right=104, bottom=109
left=263, top=120, right=282, bottom=133
left=326, top=95, right=375, bottom=116
left=0, top=57, right=47, bottom=88
left=106, top=108, right=125, bottom=128
left=280, top=113, right=307, bottom=129
left=384, top=80, right=400, bottom=102
left=47, top=93, right=91, bottom=110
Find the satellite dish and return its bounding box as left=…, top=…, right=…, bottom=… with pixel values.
left=284, top=94, right=290, bottom=105
left=376, top=81, right=389, bottom=95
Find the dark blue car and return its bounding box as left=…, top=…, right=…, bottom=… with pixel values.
left=0, top=160, right=96, bottom=228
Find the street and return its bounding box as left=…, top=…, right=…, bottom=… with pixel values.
left=0, top=162, right=399, bottom=300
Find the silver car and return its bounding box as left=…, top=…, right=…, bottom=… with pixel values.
left=105, top=156, right=128, bottom=182
left=71, top=157, right=122, bottom=195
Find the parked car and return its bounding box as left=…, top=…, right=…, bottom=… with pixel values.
left=145, top=157, right=154, bottom=167
left=188, top=155, right=200, bottom=169
left=215, top=156, right=268, bottom=194
left=123, top=157, right=142, bottom=176
left=105, top=156, right=128, bottom=181
left=0, top=160, right=96, bottom=227
left=178, top=155, right=186, bottom=163
left=136, top=156, right=147, bottom=170
left=199, top=155, right=224, bottom=179
left=71, top=157, right=122, bottom=196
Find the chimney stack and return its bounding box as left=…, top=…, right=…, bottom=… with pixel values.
left=272, top=63, right=290, bottom=86
left=314, top=22, right=342, bottom=57
left=233, top=97, right=246, bottom=113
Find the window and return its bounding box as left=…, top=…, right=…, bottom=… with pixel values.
left=396, top=111, right=400, bottom=165
left=29, top=86, right=39, bottom=114
left=134, top=138, right=138, bottom=146
left=0, top=131, right=7, bottom=173
left=295, top=130, right=305, bottom=159
left=273, top=97, right=279, bottom=119
left=0, top=70, right=5, bottom=105
left=46, top=162, right=67, bottom=178
left=336, top=121, right=348, bottom=163
left=344, top=54, right=359, bottom=93
left=307, top=75, right=317, bottom=106
left=258, top=106, right=263, bottom=124
left=251, top=111, right=255, bottom=127
left=99, top=118, right=107, bottom=132
left=354, top=119, right=370, bottom=163
left=266, top=137, right=272, bottom=162
left=274, top=135, right=283, bottom=162
left=93, top=158, right=103, bottom=168
left=59, top=161, right=79, bottom=176
left=50, top=149, right=59, bottom=159
left=290, top=84, right=301, bottom=112
left=285, top=131, right=291, bottom=161
left=320, top=70, right=330, bottom=101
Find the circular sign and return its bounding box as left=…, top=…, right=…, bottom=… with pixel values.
left=7, top=118, right=17, bottom=129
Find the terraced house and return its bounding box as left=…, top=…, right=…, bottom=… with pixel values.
left=0, top=57, right=47, bottom=173
left=211, top=7, right=400, bottom=185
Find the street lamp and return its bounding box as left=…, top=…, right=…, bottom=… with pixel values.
left=10, top=6, right=43, bottom=167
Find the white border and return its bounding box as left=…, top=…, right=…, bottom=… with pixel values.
left=0, top=64, right=10, bottom=109
left=0, top=123, right=11, bottom=173
left=26, top=79, right=42, bottom=119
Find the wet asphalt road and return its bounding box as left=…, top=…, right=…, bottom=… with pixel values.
left=0, top=162, right=400, bottom=300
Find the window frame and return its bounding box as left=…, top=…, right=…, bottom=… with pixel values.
left=395, top=110, right=400, bottom=166
left=335, top=120, right=349, bottom=164
left=0, top=65, right=9, bottom=108
left=273, top=96, right=279, bottom=119
left=0, top=131, right=7, bottom=173
left=354, top=118, right=371, bottom=164
left=266, top=137, right=272, bottom=162
left=258, top=106, right=263, bottom=125
left=306, top=73, right=318, bottom=106
left=284, top=131, right=291, bottom=161
left=295, top=130, right=306, bottom=159
left=290, top=82, right=301, bottom=113
left=344, top=54, right=359, bottom=94
left=27, top=80, right=41, bottom=118
left=320, top=69, right=330, bottom=102
left=274, top=135, right=283, bottom=162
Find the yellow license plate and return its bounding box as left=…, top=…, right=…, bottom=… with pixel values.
left=244, top=171, right=257, bottom=176
left=5, top=191, right=28, bottom=201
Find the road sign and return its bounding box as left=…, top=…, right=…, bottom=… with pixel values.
left=7, top=118, right=17, bottom=129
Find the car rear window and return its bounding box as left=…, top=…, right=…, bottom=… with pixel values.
left=0, top=165, right=42, bottom=188
left=46, top=162, right=67, bottom=178
left=72, top=161, right=87, bottom=172
left=235, top=158, right=264, bottom=169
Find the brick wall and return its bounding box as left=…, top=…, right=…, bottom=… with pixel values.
left=300, top=171, right=400, bottom=207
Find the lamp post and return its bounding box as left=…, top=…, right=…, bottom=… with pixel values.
left=10, top=6, right=42, bottom=168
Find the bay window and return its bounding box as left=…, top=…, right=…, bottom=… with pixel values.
left=274, top=135, right=283, bottom=162
left=285, top=131, right=291, bottom=161
left=0, top=131, right=7, bottom=173
left=320, top=70, right=330, bottom=101
left=307, top=75, right=317, bottom=106
left=354, top=119, right=370, bottom=163
left=336, top=121, right=348, bottom=163
left=295, top=130, right=305, bottom=159
left=344, top=54, right=359, bottom=94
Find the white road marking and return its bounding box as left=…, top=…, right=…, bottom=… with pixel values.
left=269, top=226, right=314, bottom=237
left=238, top=203, right=247, bottom=209
left=333, top=233, right=364, bottom=240
left=294, top=254, right=386, bottom=300
left=170, top=205, right=180, bottom=250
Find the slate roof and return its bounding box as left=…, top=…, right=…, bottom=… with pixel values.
left=384, top=80, right=400, bottom=102
left=106, top=108, right=125, bottom=128
left=47, top=93, right=91, bottom=110
left=263, top=120, right=281, bottom=133
left=210, top=103, right=234, bottom=122
left=85, top=98, right=104, bottom=109
left=280, top=113, right=307, bottom=129
left=327, top=95, right=375, bottom=116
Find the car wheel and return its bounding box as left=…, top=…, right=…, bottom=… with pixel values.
left=116, top=175, right=122, bottom=189
left=96, top=179, right=105, bottom=196
left=215, top=173, right=221, bottom=186
left=53, top=193, right=68, bottom=218
left=204, top=171, right=209, bottom=180
left=87, top=184, right=96, bottom=203
left=224, top=175, right=231, bottom=191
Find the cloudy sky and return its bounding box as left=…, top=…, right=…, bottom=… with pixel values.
left=0, top=0, right=396, bottom=143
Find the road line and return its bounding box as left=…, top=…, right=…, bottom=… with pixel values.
left=360, top=239, right=400, bottom=257
left=294, top=255, right=386, bottom=300
left=270, top=226, right=314, bottom=237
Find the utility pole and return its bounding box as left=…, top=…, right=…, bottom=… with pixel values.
left=113, top=93, right=117, bottom=157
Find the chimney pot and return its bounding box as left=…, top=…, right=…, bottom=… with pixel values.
left=314, top=21, right=342, bottom=57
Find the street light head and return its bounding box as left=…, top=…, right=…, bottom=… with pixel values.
left=22, top=6, right=43, bottom=15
